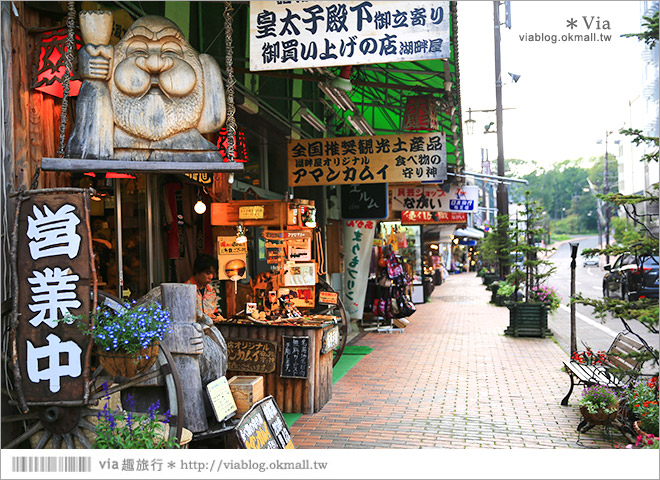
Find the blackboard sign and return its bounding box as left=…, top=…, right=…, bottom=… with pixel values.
left=280, top=336, right=309, bottom=379
left=235, top=396, right=294, bottom=449
left=341, top=183, right=389, bottom=220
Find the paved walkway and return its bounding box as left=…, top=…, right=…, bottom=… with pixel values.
left=290, top=272, right=626, bottom=449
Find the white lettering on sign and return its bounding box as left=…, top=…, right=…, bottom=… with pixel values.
left=27, top=204, right=81, bottom=260
left=26, top=334, right=82, bottom=393
left=27, top=267, right=81, bottom=328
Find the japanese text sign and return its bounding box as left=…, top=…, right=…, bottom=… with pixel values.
left=401, top=211, right=467, bottom=225
left=392, top=184, right=479, bottom=212
left=342, top=220, right=376, bottom=321
left=14, top=190, right=93, bottom=404
left=288, top=132, right=446, bottom=187
left=250, top=1, right=450, bottom=71
left=236, top=396, right=294, bottom=449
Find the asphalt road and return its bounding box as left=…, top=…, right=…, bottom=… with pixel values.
left=543, top=235, right=658, bottom=356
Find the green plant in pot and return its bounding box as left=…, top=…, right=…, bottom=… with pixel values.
left=578, top=385, right=620, bottom=426
left=625, top=376, right=659, bottom=436
left=504, top=192, right=559, bottom=338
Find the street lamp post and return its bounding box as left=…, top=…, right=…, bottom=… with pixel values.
left=493, top=1, right=508, bottom=218
left=569, top=242, right=579, bottom=356
left=603, top=131, right=611, bottom=264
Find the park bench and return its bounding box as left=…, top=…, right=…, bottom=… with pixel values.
left=560, top=332, right=645, bottom=407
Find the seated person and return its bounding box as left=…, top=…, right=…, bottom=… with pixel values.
left=186, top=254, right=223, bottom=323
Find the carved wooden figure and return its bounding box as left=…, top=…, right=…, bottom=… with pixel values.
left=66, top=12, right=226, bottom=162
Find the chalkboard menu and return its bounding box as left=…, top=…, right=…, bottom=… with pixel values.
left=280, top=336, right=309, bottom=379
left=235, top=396, right=294, bottom=449
left=341, top=183, right=389, bottom=220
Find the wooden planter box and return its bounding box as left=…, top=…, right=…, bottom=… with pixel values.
left=504, top=302, right=552, bottom=338
left=483, top=273, right=498, bottom=286
left=228, top=376, right=265, bottom=416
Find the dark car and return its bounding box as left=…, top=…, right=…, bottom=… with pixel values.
left=602, top=254, right=659, bottom=300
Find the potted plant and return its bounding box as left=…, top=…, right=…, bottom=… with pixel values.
left=94, top=382, right=181, bottom=449
left=624, top=376, right=659, bottom=437
left=68, top=301, right=173, bottom=377
left=504, top=192, right=557, bottom=338
left=578, top=385, right=620, bottom=426
left=494, top=281, right=516, bottom=306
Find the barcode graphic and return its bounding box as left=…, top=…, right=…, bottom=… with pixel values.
left=12, top=456, right=91, bottom=473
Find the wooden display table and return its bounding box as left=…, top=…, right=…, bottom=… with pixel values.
left=217, top=318, right=337, bottom=414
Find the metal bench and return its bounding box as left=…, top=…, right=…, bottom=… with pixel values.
left=561, top=332, right=644, bottom=406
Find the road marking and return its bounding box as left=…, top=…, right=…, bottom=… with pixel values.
left=592, top=286, right=601, bottom=291
left=558, top=304, right=617, bottom=337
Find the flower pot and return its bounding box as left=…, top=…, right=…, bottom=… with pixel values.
left=98, top=344, right=159, bottom=378
left=580, top=405, right=618, bottom=426
left=504, top=302, right=552, bottom=338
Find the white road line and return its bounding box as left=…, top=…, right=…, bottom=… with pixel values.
left=592, top=286, right=601, bottom=291
left=558, top=304, right=617, bottom=337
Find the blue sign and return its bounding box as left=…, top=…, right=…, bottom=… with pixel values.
left=449, top=199, right=474, bottom=211
left=459, top=239, right=477, bottom=246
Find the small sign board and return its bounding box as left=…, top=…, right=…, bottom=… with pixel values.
left=227, top=338, right=277, bottom=374
left=320, top=326, right=340, bottom=355
left=283, top=262, right=316, bottom=286
left=392, top=185, right=479, bottom=212
left=239, top=205, right=264, bottom=220
left=340, top=183, right=389, bottom=220
left=318, top=291, right=338, bottom=306
left=262, top=230, right=313, bottom=241
left=235, top=396, right=294, bottom=449
left=205, top=376, right=238, bottom=422
left=280, top=336, right=310, bottom=379
left=401, top=211, right=467, bottom=225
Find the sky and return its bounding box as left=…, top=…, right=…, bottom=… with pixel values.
left=457, top=0, right=648, bottom=175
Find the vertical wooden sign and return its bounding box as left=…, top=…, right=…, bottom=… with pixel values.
left=12, top=189, right=94, bottom=407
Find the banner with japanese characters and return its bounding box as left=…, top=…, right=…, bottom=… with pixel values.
left=401, top=211, right=467, bottom=225
left=250, top=1, right=450, bottom=71
left=289, top=132, right=446, bottom=187
left=342, top=220, right=376, bottom=321
left=13, top=190, right=93, bottom=404
left=392, top=185, right=480, bottom=212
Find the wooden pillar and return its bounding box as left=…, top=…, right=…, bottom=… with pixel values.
left=11, top=1, right=30, bottom=190
left=160, top=283, right=208, bottom=433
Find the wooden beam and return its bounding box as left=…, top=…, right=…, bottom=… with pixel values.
left=41, top=157, right=246, bottom=173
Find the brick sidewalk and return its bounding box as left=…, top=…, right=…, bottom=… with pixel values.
left=290, top=272, right=626, bottom=449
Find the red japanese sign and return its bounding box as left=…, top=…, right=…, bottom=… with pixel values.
left=401, top=211, right=467, bottom=225
left=13, top=190, right=93, bottom=405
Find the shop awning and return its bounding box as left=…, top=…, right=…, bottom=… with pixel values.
left=453, top=227, right=484, bottom=239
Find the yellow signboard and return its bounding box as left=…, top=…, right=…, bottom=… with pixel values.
left=288, top=132, right=447, bottom=187
left=239, top=205, right=264, bottom=220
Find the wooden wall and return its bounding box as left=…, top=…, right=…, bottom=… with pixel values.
left=10, top=2, right=71, bottom=191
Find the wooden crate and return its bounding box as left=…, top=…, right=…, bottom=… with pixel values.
left=228, top=376, right=264, bottom=415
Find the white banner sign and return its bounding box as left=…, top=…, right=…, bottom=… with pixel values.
left=392, top=185, right=479, bottom=212
left=342, top=219, right=376, bottom=321
left=250, top=1, right=450, bottom=71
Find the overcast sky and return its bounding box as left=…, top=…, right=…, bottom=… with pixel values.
left=457, top=0, right=647, bottom=174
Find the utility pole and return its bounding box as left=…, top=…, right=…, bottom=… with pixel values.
left=604, top=131, right=611, bottom=264
left=569, top=242, right=579, bottom=356
left=493, top=1, right=508, bottom=218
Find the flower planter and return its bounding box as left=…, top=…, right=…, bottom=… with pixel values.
left=98, top=344, right=159, bottom=378
left=580, top=405, right=618, bottom=426
left=483, top=273, right=498, bottom=286
left=504, top=302, right=552, bottom=338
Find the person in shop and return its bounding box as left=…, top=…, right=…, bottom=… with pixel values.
left=186, top=253, right=223, bottom=323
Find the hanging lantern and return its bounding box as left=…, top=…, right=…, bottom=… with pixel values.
left=216, top=128, right=248, bottom=162
left=402, top=95, right=439, bottom=131
left=32, top=28, right=83, bottom=98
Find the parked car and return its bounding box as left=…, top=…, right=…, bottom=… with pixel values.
left=602, top=254, right=659, bottom=300
left=582, top=255, right=599, bottom=267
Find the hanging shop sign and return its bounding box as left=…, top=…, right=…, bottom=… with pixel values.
left=340, top=183, right=389, bottom=220
left=12, top=189, right=94, bottom=407
left=182, top=172, right=213, bottom=186
left=217, top=237, right=248, bottom=281
left=227, top=338, right=278, bottom=374
left=392, top=185, right=479, bottom=212
left=288, top=132, right=446, bottom=187
left=401, top=211, right=467, bottom=225
left=235, top=396, right=294, bottom=449
left=239, top=205, right=265, bottom=220
left=32, top=28, right=83, bottom=98
left=262, top=230, right=313, bottom=241
left=249, top=1, right=450, bottom=71
left=402, top=95, right=439, bottom=131
left=342, top=220, right=377, bottom=321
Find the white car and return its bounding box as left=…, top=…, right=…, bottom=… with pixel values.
left=583, top=256, right=599, bottom=267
